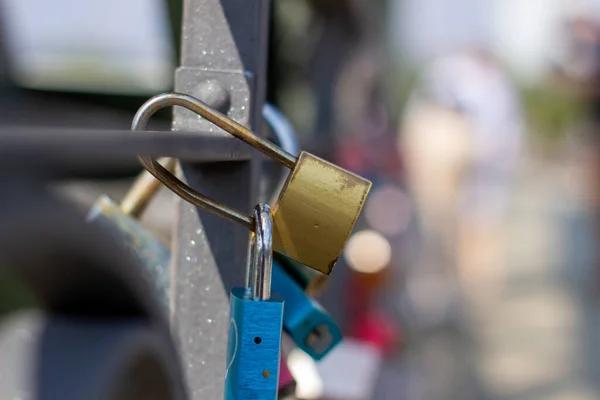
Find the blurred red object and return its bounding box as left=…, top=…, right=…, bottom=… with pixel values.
left=334, top=138, right=370, bottom=173
left=345, top=270, right=389, bottom=316
left=344, top=269, right=402, bottom=354
left=334, top=132, right=404, bottom=180
left=278, top=354, right=296, bottom=397
left=348, top=310, right=401, bottom=354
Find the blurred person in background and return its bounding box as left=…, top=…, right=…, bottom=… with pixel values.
left=397, top=49, right=524, bottom=400
left=401, top=48, right=524, bottom=302
left=554, top=12, right=600, bottom=293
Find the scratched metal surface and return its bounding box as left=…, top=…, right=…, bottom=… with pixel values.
left=170, top=0, right=271, bottom=398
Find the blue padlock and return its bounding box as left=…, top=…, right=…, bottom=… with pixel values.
left=272, top=260, right=342, bottom=360
left=87, top=158, right=175, bottom=310
left=225, top=204, right=283, bottom=400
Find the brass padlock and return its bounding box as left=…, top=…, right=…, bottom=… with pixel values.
left=132, top=93, right=371, bottom=275
left=272, top=152, right=370, bottom=274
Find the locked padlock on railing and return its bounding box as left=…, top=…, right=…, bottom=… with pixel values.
left=87, top=158, right=175, bottom=309
left=133, top=92, right=372, bottom=275
left=225, top=203, right=283, bottom=400
left=88, top=104, right=344, bottom=362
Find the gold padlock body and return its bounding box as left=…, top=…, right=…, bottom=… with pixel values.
left=272, top=152, right=372, bottom=275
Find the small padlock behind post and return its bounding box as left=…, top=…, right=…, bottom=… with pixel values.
left=225, top=204, right=283, bottom=400
left=86, top=158, right=175, bottom=309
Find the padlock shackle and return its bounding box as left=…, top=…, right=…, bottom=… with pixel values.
left=245, top=203, right=273, bottom=301
left=132, top=92, right=297, bottom=230
left=134, top=92, right=297, bottom=168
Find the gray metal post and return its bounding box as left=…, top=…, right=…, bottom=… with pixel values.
left=170, top=0, right=270, bottom=398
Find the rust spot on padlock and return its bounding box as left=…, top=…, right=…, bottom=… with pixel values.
left=328, top=257, right=339, bottom=272
left=335, top=173, right=366, bottom=193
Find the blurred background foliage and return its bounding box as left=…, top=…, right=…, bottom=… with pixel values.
left=520, top=81, right=586, bottom=145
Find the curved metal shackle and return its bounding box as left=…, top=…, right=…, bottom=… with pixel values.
left=132, top=92, right=297, bottom=230
left=245, top=203, right=273, bottom=301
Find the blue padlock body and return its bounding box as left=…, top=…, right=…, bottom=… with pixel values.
left=87, top=195, right=171, bottom=309
left=272, top=261, right=342, bottom=360
left=225, top=288, right=284, bottom=400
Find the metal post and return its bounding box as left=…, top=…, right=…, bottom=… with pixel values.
left=170, top=1, right=270, bottom=398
